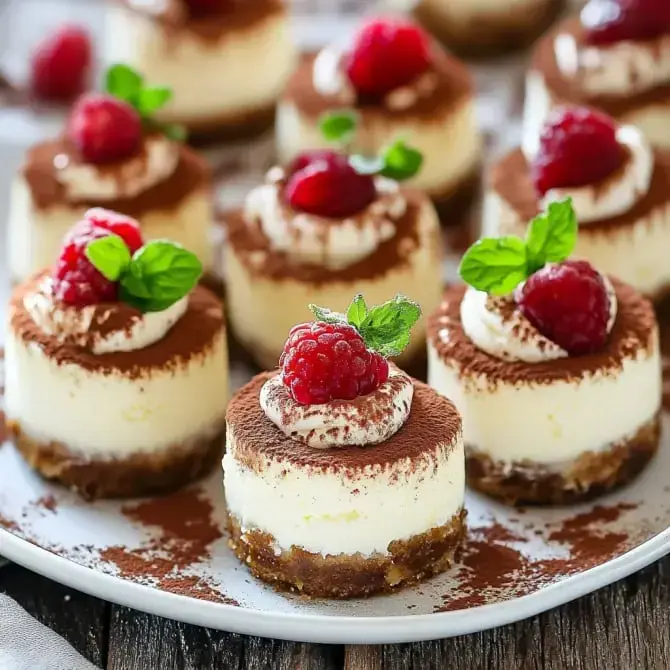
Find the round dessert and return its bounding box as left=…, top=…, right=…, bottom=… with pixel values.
left=428, top=200, right=662, bottom=505
left=413, top=0, right=565, bottom=57
left=223, top=297, right=466, bottom=598
left=524, top=1, right=670, bottom=155
left=276, top=17, right=482, bottom=217
left=105, top=0, right=297, bottom=143
left=5, top=209, right=229, bottom=500
left=485, top=106, right=670, bottom=304
left=7, top=64, right=213, bottom=285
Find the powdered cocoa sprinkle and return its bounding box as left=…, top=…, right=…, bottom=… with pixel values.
left=34, top=495, right=57, bottom=513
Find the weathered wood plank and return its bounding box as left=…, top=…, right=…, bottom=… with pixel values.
left=0, top=563, right=109, bottom=667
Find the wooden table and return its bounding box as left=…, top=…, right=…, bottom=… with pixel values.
left=2, top=557, right=669, bottom=669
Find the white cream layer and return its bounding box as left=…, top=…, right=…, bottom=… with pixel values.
left=104, top=5, right=297, bottom=124
left=222, top=429, right=464, bottom=557
left=427, top=333, right=661, bottom=466
left=4, top=329, right=229, bottom=458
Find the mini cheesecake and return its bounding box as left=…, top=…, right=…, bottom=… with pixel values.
left=414, top=0, right=564, bottom=57
left=8, top=65, right=213, bottom=285
left=224, top=147, right=443, bottom=373
left=428, top=200, right=661, bottom=505
left=105, top=0, right=297, bottom=143
left=223, top=297, right=465, bottom=598
left=276, top=17, right=482, bottom=217
left=485, top=106, right=670, bottom=304
left=5, top=209, right=228, bottom=499
left=524, top=3, right=670, bottom=156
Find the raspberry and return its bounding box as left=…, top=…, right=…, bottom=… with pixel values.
left=582, top=0, right=670, bottom=46
left=84, top=208, right=144, bottom=253
left=280, top=322, right=390, bottom=404
left=516, top=260, right=611, bottom=355
left=285, top=152, right=377, bottom=218
left=53, top=222, right=118, bottom=307
left=68, top=94, right=142, bottom=165
left=288, top=150, right=343, bottom=176
left=531, top=106, right=624, bottom=196
left=185, top=0, right=229, bottom=16
left=344, top=18, right=432, bottom=99
left=31, top=25, right=92, bottom=102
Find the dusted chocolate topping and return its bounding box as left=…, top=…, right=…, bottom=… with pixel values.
left=227, top=372, right=461, bottom=475
left=428, top=281, right=658, bottom=386
left=120, top=0, right=284, bottom=43
left=491, top=147, right=670, bottom=234
left=283, top=50, right=472, bottom=121
left=22, top=137, right=209, bottom=216
left=10, top=271, right=225, bottom=378
left=226, top=190, right=436, bottom=285
left=532, top=18, right=670, bottom=116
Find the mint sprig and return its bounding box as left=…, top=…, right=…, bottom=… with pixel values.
left=318, top=110, right=423, bottom=183
left=309, top=294, right=421, bottom=358
left=85, top=236, right=203, bottom=313
left=458, top=198, right=577, bottom=295
left=105, top=63, right=186, bottom=142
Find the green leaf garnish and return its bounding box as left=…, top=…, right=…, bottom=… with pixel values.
left=458, top=198, right=578, bottom=295
left=106, top=64, right=143, bottom=104
left=349, top=154, right=385, bottom=176
left=85, top=235, right=132, bottom=282
left=379, top=140, right=423, bottom=182
left=160, top=122, right=187, bottom=142
left=137, top=87, right=173, bottom=116
left=309, top=294, right=421, bottom=359
left=86, top=237, right=203, bottom=313
left=319, top=110, right=359, bottom=144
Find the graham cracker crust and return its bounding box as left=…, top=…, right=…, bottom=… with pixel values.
left=466, top=413, right=661, bottom=506
left=415, top=0, right=564, bottom=58
left=228, top=508, right=466, bottom=598
left=8, top=420, right=225, bottom=500
left=184, top=102, right=275, bottom=146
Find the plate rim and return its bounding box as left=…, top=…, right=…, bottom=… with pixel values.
left=1, top=524, right=669, bottom=644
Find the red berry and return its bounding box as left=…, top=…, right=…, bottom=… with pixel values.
left=285, top=152, right=377, bottom=218
left=185, top=0, right=230, bottom=16
left=344, top=18, right=432, bottom=98
left=31, top=25, right=92, bottom=102
left=68, top=94, right=142, bottom=165
left=288, top=150, right=342, bottom=176
left=84, top=208, right=144, bottom=254
left=516, top=260, right=611, bottom=356
left=582, top=0, right=670, bottom=46
left=53, top=222, right=118, bottom=307
left=280, top=322, right=390, bottom=405
left=531, top=107, right=624, bottom=196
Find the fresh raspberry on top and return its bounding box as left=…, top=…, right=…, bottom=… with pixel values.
left=582, top=0, right=670, bottom=46
left=288, top=150, right=343, bottom=176
left=531, top=107, right=625, bottom=196
left=516, top=260, right=611, bottom=355
left=344, top=18, right=432, bottom=99
left=280, top=322, right=390, bottom=405
left=84, top=208, right=144, bottom=254
left=31, top=25, right=92, bottom=102
left=285, top=151, right=377, bottom=218
left=68, top=94, right=143, bottom=165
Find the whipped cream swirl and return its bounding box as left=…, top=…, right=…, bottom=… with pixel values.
left=25, top=275, right=188, bottom=355
left=554, top=29, right=670, bottom=97
left=55, top=135, right=180, bottom=201
left=460, top=278, right=618, bottom=364
left=537, top=124, right=654, bottom=224
left=260, top=366, right=414, bottom=449
left=244, top=167, right=406, bottom=270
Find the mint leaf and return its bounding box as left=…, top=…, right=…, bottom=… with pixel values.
left=120, top=240, right=202, bottom=313
left=106, top=64, right=143, bottom=104
left=137, top=86, right=172, bottom=116
left=379, top=140, right=423, bottom=181
left=458, top=237, right=529, bottom=296
left=319, top=110, right=359, bottom=144
left=308, top=304, right=347, bottom=325
left=349, top=154, right=385, bottom=176
left=358, top=295, right=421, bottom=358
left=346, top=294, right=368, bottom=328
left=160, top=122, right=187, bottom=142
left=85, top=235, right=132, bottom=282
left=526, top=198, right=577, bottom=271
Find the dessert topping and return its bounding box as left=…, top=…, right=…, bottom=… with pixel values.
left=582, top=0, right=670, bottom=46
left=459, top=199, right=617, bottom=358
left=31, top=25, right=92, bottom=102
left=184, top=0, right=229, bottom=17
left=344, top=18, right=432, bottom=99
